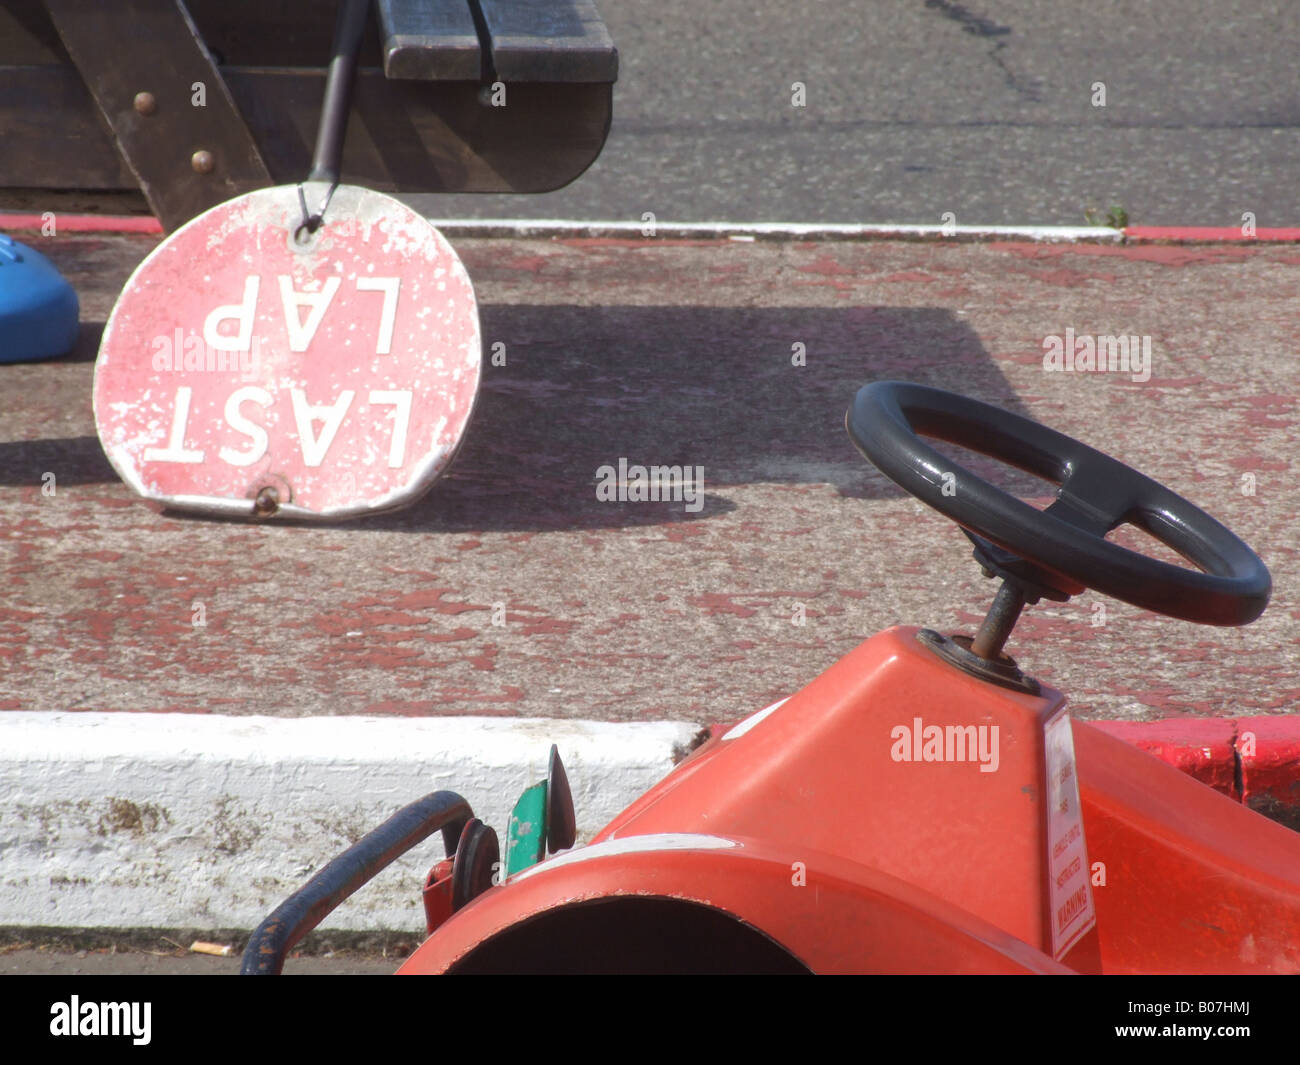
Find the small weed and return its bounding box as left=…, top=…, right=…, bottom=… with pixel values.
left=1084, top=204, right=1129, bottom=229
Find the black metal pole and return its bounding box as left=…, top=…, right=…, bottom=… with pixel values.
left=970, top=580, right=1027, bottom=661
left=307, top=0, right=371, bottom=184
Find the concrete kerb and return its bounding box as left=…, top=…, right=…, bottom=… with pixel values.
left=7, top=709, right=1297, bottom=934
left=0, top=712, right=704, bottom=931
left=1090, top=717, right=1300, bottom=832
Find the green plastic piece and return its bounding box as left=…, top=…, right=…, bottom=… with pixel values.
left=505, top=780, right=548, bottom=876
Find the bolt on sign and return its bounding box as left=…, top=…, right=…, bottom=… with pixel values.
left=94, top=184, right=481, bottom=519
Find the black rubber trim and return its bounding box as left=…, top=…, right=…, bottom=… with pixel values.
left=241, top=790, right=472, bottom=975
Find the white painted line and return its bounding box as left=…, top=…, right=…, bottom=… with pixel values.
left=422, top=218, right=1125, bottom=243
left=0, top=712, right=703, bottom=931
left=721, top=698, right=789, bottom=741
left=512, top=833, right=737, bottom=883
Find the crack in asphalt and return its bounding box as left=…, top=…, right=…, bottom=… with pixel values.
left=922, top=0, right=1044, bottom=102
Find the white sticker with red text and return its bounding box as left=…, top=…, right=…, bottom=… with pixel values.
left=1045, top=711, right=1095, bottom=958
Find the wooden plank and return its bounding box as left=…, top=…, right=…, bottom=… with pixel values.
left=477, top=0, right=618, bottom=83
left=0, top=65, right=612, bottom=200
left=0, top=1, right=68, bottom=65
left=227, top=70, right=612, bottom=193
left=42, top=0, right=273, bottom=231
left=1, top=0, right=385, bottom=67
left=0, top=67, right=135, bottom=189
left=184, top=0, right=384, bottom=68
left=377, top=0, right=483, bottom=81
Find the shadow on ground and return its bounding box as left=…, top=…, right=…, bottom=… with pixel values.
left=0, top=304, right=1046, bottom=531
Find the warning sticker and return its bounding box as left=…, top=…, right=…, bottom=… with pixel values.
left=1044, top=712, right=1095, bottom=959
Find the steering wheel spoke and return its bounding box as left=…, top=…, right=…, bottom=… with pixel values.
left=1046, top=456, right=1133, bottom=539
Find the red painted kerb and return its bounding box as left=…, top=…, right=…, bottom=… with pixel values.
left=705, top=716, right=1300, bottom=818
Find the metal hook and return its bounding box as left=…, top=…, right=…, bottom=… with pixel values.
left=294, top=180, right=339, bottom=243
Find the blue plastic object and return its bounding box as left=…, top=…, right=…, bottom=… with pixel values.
left=0, top=233, right=80, bottom=362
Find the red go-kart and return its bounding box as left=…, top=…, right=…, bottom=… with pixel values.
left=241, top=381, right=1295, bottom=975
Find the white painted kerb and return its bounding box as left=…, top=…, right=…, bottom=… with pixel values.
left=424, top=219, right=1125, bottom=243
left=0, top=713, right=702, bottom=931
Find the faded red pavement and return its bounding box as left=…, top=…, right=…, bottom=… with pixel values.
left=1, top=233, right=1297, bottom=723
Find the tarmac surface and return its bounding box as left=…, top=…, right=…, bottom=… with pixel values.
left=417, top=0, right=1300, bottom=226
left=2, top=946, right=396, bottom=976
left=5, top=231, right=1297, bottom=724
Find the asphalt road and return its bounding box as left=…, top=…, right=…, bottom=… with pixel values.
left=411, top=0, right=1300, bottom=227
left=1, top=947, right=396, bottom=976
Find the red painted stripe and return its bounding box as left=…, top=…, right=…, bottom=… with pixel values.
left=1125, top=225, right=1300, bottom=242
left=0, top=212, right=163, bottom=234
left=1090, top=719, right=1238, bottom=799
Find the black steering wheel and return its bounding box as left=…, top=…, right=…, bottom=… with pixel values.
left=846, top=381, right=1270, bottom=627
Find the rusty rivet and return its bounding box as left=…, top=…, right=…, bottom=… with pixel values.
left=191, top=150, right=215, bottom=174
left=133, top=92, right=157, bottom=116
left=253, top=486, right=279, bottom=516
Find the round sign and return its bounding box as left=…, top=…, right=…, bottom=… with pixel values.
left=93, top=183, right=481, bottom=520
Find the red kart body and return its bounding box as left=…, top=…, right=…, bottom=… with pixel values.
left=396, top=627, right=1300, bottom=975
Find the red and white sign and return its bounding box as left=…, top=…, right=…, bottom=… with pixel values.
left=94, top=184, right=480, bottom=519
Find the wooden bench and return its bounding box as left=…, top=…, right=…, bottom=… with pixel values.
left=0, top=0, right=618, bottom=230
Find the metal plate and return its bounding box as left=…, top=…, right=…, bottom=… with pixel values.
left=505, top=780, right=547, bottom=876
left=451, top=817, right=499, bottom=911
left=93, top=183, right=480, bottom=520
left=545, top=743, right=577, bottom=852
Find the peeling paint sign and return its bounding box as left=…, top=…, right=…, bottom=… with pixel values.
left=93, top=184, right=481, bottom=520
